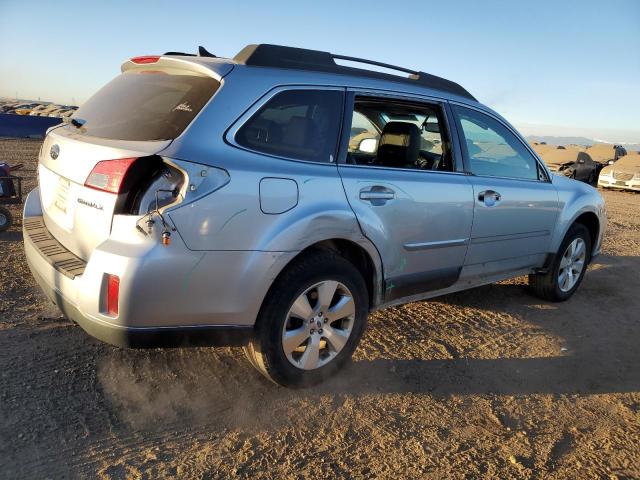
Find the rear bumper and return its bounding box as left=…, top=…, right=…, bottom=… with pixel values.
left=23, top=187, right=292, bottom=348
left=26, top=253, right=252, bottom=348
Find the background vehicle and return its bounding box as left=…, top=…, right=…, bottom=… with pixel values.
left=0, top=162, right=23, bottom=232
left=598, top=151, right=640, bottom=191
left=541, top=148, right=598, bottom=183
left=12, top=103, right=39, bottom=115
left=23, top=44, right=606, bottom=387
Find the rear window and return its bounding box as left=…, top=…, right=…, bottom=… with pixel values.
left=70, top=70, right=219, bottom=141
left=236, top=89, right=344, bottom=163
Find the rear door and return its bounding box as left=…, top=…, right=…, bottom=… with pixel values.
left=338, top=92, right=474, bottom=302
left=451, top=104, right=559, bottom=276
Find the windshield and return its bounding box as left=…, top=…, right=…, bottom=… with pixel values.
left=70, top=70, right=220, bottom=141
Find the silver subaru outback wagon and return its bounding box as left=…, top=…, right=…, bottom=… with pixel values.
left=23, top=44, right=606, bottom=387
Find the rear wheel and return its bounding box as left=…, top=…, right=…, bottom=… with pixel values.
left=0, top=206, right=12, bottom=232
left=529, top=223, right=591, bottom=301
left=244, top=250, right=369, bottom=387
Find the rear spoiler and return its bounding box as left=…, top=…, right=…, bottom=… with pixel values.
left=121, top=55, right=234, bottom=82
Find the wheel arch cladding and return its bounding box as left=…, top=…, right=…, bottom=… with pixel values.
left=573, top=211, right=599, bottom=256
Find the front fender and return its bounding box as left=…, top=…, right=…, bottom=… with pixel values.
left=550, top=176, right=606, bottom=255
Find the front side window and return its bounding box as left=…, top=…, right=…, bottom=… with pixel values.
left=236, top=89, right=343, bottom=163
left=346, top=97, right=454, bottom=171
left=453, top=105, right=540, bottom=180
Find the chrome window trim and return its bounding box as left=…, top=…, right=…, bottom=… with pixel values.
left=338, top=163, right=468, bottom=177
left=224, top=85, right=346, bottom=166
left=340, top=88, right=465, bottom=176
left=449, top=100, right=552, bottom=183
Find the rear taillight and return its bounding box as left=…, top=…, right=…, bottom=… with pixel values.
left=106, top=274, right=120, bottom=316
left=131, top=55, right=160, bottom=64
left=85, top=158, right=137, bottom=194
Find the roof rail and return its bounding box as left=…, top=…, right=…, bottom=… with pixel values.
left=233, top=44, right=476, bottom=101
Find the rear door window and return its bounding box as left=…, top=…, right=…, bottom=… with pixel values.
left=236, top=89, right=344, bottom=163
left=70, top=71, right=220, bottom=141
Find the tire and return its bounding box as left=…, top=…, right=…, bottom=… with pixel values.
left=0, top=206, right=12, bottom=233
left=528, top=223, right=591, bottom=302
left=244, top=250, right=369, bottom=388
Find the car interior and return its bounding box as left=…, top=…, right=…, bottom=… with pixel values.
left=346, top=99, right=454, bottom=171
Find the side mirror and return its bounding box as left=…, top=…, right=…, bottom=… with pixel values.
left=424, top=122, right=440, bottom=133
left=608, top=159, right=615, bottom=165
left=358, top=138, right=377, bottom=153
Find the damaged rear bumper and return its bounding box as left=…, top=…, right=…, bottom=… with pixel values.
left=23, top=187, right=292, bottom=348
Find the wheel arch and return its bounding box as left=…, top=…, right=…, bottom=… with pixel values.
left=261, top=237, right=384, bottom=315
left=573, top=211, right=600, bottom=258
left=554, top=208, right=601, bottom=260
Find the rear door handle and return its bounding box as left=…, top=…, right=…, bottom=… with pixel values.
left=360, top=186, right=395, bottom=204
left=478, top=190, right=501, bottom=206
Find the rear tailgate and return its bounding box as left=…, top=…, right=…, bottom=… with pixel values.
left=37, top=57, right=227, bottom=260
left=39, top=129, right=171, bottom=260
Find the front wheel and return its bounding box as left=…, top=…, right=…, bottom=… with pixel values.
left=0, top=206, right=12, bottom=232
left=529, top=223, right=591, bottom=302
left=244, top=250, right=369, bottom=387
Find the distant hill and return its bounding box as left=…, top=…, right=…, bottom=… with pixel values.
left=526, top=135, right=640, bottom=153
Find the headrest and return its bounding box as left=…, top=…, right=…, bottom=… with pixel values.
left=283, top=116, right=316, bottom=147
left=377, top=122, right=421, bottom=167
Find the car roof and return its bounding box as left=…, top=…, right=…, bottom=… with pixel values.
left=159, top=44, right=480, bottom=105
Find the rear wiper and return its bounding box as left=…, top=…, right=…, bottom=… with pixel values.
left=63, top=117, right=86, bottom=129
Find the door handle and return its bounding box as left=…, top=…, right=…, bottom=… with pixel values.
left=360, top=186, right=395, bottom=204
left=478, top=190, right=501, bottom=206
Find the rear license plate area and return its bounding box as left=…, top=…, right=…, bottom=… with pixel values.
left=54, top=177, right=70, bottom=213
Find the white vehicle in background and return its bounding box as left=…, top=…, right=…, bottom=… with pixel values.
left=598, top=152, right=640, bottom=191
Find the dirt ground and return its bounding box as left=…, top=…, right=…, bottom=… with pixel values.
left=0, top=138, right=638, bottom=479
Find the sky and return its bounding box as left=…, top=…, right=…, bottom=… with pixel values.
left=1, top=0, right=639, bottom=143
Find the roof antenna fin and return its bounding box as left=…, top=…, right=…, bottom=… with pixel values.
left=198, top=46, right=216, bottom=58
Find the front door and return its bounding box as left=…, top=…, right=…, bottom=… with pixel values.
left=451, top=104, right=560, bottom=276
left=338, top=93, right=475, bottom=302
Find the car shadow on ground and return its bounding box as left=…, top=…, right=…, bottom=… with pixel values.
left=86, top=254, right=640, bottom=432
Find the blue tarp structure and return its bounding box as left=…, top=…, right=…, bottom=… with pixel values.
left=0, top=113, right=62, bottom=138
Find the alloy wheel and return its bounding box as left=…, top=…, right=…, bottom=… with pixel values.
left=558, top=238, right=586, bottom=292
left=281, top=280, right=355, bottom=370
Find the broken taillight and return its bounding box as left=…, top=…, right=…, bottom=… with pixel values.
left=85, top=158, right=137, bottom=194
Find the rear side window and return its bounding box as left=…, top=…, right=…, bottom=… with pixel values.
left=236, top=89, right=344, bottom=163
left=70, top=71, right=220, bottom=141
left=454, top=105, right=540, bottom=180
